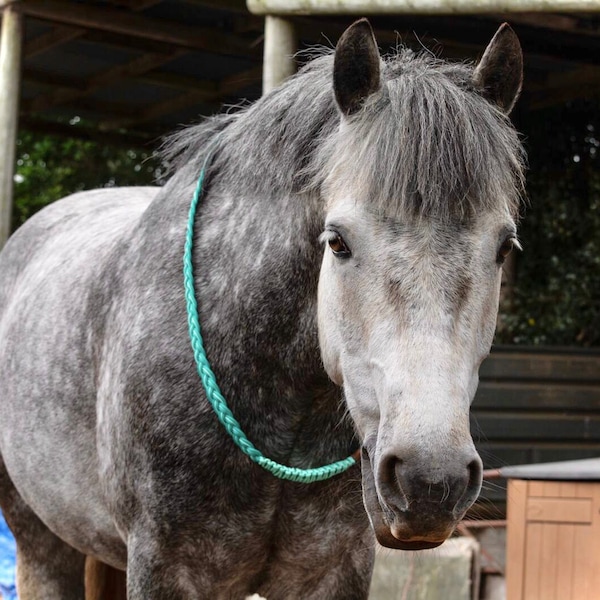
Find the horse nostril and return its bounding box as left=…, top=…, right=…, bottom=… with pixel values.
left=453, top=457, right=483, bottom=518
left=467, top=457, right=483, bottom=494
left=375, top=451, right=483, bottom=517
left=467, top=458, right=483, bottom=489
left=377, top=453, right=409, bottom=512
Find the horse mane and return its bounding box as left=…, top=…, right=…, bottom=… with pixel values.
left=162, top=47, right=525, bottom=222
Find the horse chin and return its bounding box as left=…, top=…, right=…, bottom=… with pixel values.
left=374, top=527, right=446, bottom=551
left=361, top=449, right=453, bottom=551
left=366, top=498, right=451, bottom=551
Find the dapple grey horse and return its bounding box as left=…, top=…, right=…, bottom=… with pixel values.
left=0, top=19, right=524, bottom=600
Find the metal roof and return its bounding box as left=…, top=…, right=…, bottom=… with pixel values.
left=498, top=457, right=600, bottom=480
left=2, top=0, right=600, bottom=148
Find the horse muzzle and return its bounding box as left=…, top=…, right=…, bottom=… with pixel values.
left=360, top=442, right=482, bottom=550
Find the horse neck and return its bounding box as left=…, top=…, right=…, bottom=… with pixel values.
left=180, top=65, right=336, bottom=394
left=191, top=172, right=352, bottom=461
left=144, top=65, right=354, bottom=463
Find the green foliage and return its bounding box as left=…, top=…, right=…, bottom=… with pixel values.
left=497, top=100, right=600, bottom=346
left=12, top=130, right=164, bottom=231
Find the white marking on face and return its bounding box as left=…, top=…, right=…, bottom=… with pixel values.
left=318, top=194, right=516, bottom=454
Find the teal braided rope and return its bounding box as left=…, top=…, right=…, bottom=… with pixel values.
left=183, top=145, right=358, bottom=483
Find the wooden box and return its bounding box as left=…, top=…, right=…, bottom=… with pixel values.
left=506, top=478, right=600, bottom=600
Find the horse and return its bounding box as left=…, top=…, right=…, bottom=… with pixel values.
left=0, top=18, right=524, bottom=600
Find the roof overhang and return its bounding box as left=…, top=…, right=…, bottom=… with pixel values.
left=248, top=0, right=600, bottom=15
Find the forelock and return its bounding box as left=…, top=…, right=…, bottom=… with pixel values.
left=314, top=49, right=526, bottom=222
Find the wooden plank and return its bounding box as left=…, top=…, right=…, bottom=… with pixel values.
left=19, top=0, right=259, bottom=58
left=180, top=0, right=248, bottom=11
left=473, top=381, right=600, bottom=410
left=559, top=482, right=576, bottom=498
left=135, top=71, right=220, bottom=93
left=108, top=0, right=164, bottom=9
left=102, top=65, right=262, bottom=129
left=528, top=482, right=545, bottom=497
left=575, top=482, right=593, bottom=499
left=477, top=442, right=600, bottom=455
left=23, top=66, right=86, bottom=90
left=523, top=522, right=543, bottom=600
left=471, top=412, right=600, bottom=441
left=526, top=498, right=592, bottom=524
left=590, top=485, right=600, bottom=593
left=572, top=522, right=594, bottom=599
left=555, top=524, right=575, bottom=600
left=480, top=351, right=600, bottom=383
left=490, top=12, right=600, bottom=39
left=542, top=481, right=561, bottom=497
left=23, top=1, right=163, bottom=59
left=539, top=523, right=559, bottom=600
left=506, top=480, right=528, bottom=600
left=25, top=48, right=186, bottom=113
left=24, top=25, right=83, bottom=58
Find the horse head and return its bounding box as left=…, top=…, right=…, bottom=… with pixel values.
left=317, top=19, right=524, bottom=550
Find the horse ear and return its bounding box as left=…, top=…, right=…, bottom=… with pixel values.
left=473, top=23, right=523, bottom=114
left=334, top=18, right=381, bottom=116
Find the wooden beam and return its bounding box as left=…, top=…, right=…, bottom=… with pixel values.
left=491, top=12, right=600, bottom=38
left=247, top=0, right=600, bottom=14
left=294, top=14, right=600, bottom=68
left=219, top=65, right=262, bottom=95
left=23, top=66, right=86, bottom=90
left=23, top=0, right=164, bottom=59
left=135, top=71, right=219, bottom=93
left=0, top=0, right=23, bottom=248
left=102, top=65, right=262, bottom=129
left=24, top=25, right=83, bottom=58
left=18, top=0, right=258, bottom=58
left=25, top=48, right=186, bottom=113
left=106, top=0, right=164, bottom=9
left=293, top=16, right=483, bottom=57
left=81, top=29, right=190, bottom=56
left=179, top=0, right=248, bottom=12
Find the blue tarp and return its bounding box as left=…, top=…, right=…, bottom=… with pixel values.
left=0, top=510, right=17, bottom=600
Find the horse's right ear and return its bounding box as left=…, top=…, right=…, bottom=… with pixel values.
left=473, top=23, right=523, bottom=114
left=334, top=19, right=381, bottom=116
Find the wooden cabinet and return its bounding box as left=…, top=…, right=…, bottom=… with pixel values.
left=506, top=479, right=600, bottom=600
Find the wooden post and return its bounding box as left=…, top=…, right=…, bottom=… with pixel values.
left=262, top=15, right=296, bottom=95
left=0, top=0, right=23, bottom=249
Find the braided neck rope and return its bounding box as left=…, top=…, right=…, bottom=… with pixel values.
left=183, top=145, right=358, bottom=483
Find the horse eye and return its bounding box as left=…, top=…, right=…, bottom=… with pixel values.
left=497, top=238, right=515, bottom=264
left=328, top=234, right=351, bottom=258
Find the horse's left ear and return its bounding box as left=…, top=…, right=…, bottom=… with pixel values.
left=334, top=18, right=381, bottom=116
left=473, top=23, right=523, bottom=114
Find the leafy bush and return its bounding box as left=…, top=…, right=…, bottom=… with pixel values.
left=497, top=100, right=600, bottom=346
left=12, top=131, right=163, bottom=231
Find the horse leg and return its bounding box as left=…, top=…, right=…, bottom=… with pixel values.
left=126, top=528, right=189, bottom=600
left=254, top=485, right=375, bottom=600
left=125, top=525, right=253, bottom=600
left=0, top=456, right=86, bottom=600
left=85, top=557, right=127, bottom=600
left=257, top=545, right=374, bottom=600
